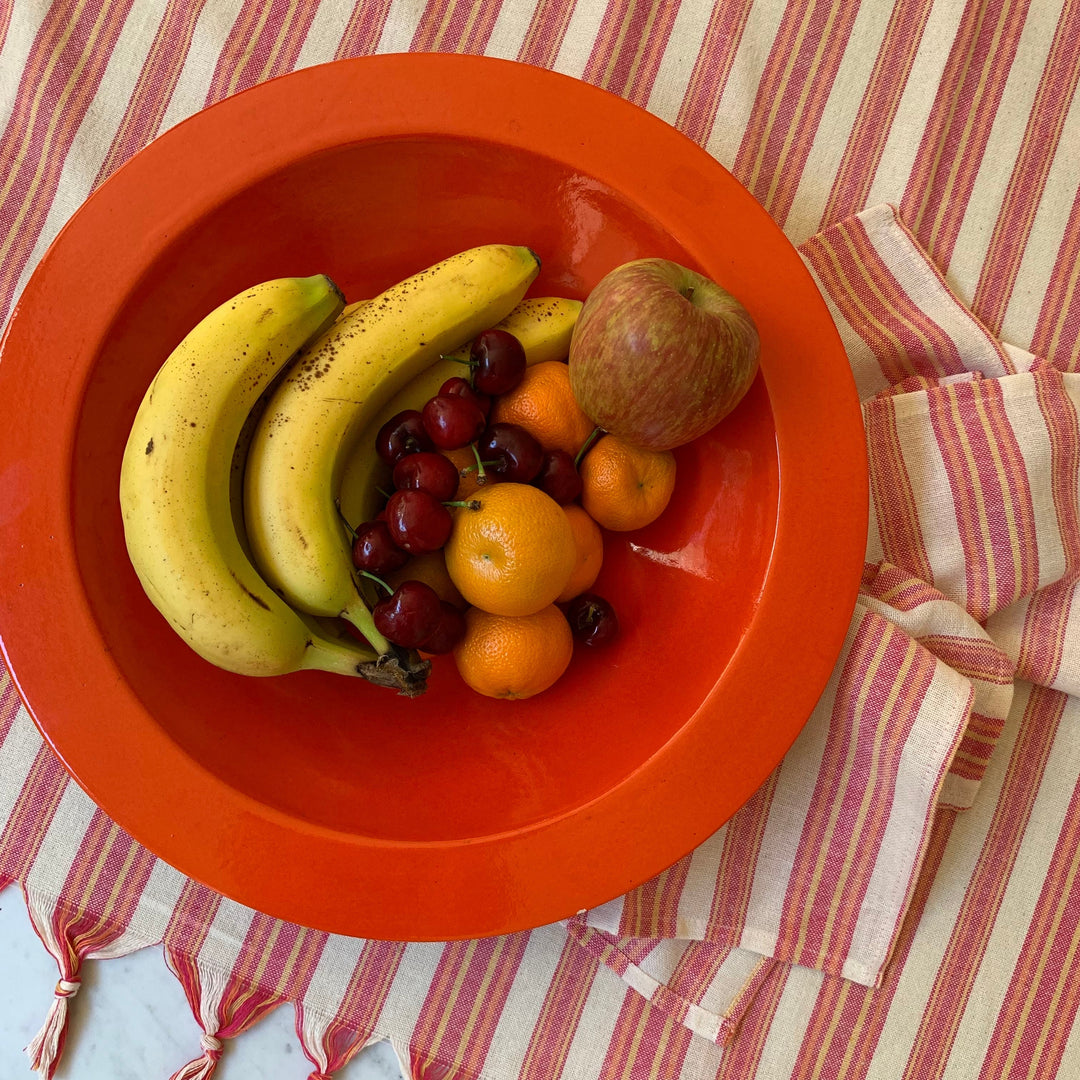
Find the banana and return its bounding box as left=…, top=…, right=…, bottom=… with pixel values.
left=338, top=296, right=583, bottom=526
left=243, top=245, right=541, bottom=664
left=120, top=275, right=397, bottom=684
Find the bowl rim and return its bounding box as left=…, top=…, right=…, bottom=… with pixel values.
left=0, top=54, right=867, bottom=940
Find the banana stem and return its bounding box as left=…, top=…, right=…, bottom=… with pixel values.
left=343, top=593, right=395, bottom=656
left=299, top=631, right=379, bottom=677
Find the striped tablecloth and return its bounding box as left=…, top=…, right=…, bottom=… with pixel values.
left=1, top=3, right=1079, bottom=1079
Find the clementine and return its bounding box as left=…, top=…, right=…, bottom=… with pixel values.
left=444, top=483, right=575, bottom=617
left=454, top=604, right=573, bottom=699
left=557, top=503, right=604, bottom=602
left=489, top=361, right=596, bottom=457
left=580, top=434, right=676, bottom=531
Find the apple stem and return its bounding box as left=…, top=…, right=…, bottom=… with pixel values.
left=575, top=426, right=604, bottom=468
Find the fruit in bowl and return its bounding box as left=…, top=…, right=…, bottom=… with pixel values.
left=0, top=54, right=865, bottom=940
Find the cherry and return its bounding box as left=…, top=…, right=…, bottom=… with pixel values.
left=534, top=449, right=582, bottom=505
left=439, top=376, right=491, bottom=418
left=384, top=489, right=453, bottom=554
left=565, top=593, right=620, bottom=647
left=478, top=422, right=543, bottom=483
left=376, top=409, right=433, bottom=465
left=392, top=452, right=459, bottom=502
left=471, top=329, right=526, bottom=395
left=418, top=601, right=467, bottom=655
left=422, top=394, right=487, bottom=450
left=351, top=520, right=410, bottom=575
left=372, top=580, right=443, bottom=649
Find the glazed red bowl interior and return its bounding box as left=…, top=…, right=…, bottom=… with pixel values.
left=0, top=55, right=866, bottom=940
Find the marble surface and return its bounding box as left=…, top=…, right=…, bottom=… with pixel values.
left=0, top=890, right=407, bottom=1079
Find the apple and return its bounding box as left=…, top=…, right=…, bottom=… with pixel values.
left=568, top=258, right=760, bottom=451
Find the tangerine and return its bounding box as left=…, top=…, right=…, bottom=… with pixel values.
left=557, top=503, right=604, bottom=602
left=580, top=434, right=676, bottom=531
left=489, top=361, right=596, bottom=457
left=444, top=483, right=575, bottom=617
left=454, top=604, right=573, bottom=699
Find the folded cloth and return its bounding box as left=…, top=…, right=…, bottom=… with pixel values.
left=0, top=196, right=1076, bottom=1079
left=573, top=202, right=1072, bottom=1044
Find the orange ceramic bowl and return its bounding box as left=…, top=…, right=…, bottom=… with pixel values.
left=0, top=55, right=866, bottom=940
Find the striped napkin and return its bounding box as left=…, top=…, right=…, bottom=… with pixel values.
left=2, top=2, right=1080, bottom=1080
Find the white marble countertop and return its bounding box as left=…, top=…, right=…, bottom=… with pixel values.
left=0, top=893, right=407, bottom=1079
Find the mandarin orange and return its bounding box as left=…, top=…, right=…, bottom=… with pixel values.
left=557, top=503, right=604, bottom=602
left=579, top=434, right=676, bottom=531
left=444, top=483, right=575, bottom=617
left=488, top=361, right=596, bottom=457
left=454, top=604, right=573, bottom=699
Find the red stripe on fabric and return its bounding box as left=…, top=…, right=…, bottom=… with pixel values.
left=518, top=934, right=601, bottom=1080
left=978, top=741, right=1080, bottom=1078
left=1030, top=180, right=1080, bottom=370
left=0, top=666, right=22, bottom=743
left=716, top=962, right=790, bottom=1074
left=900, top=0, right=1032, bottom=270
left=0, top=0, right=136, bottom=326
left=902, top=685, right=1065, bottom=1080
left=971, top=0, right=1080, bottom=333
left=296, top=940, right=407, bottom=1075
left=731, top=0, right=862, bottom=226
left=598, top=987, right=694, bottom=1080
left=92, top=0, right=209, bottom=189
left=666, top=941, right=738, bottom=1011
left=820, top=0, right=936, bottom=226
left=1017, top=363, right=1080, bottom=685
left=862, top=562, right=943, bottom=611
left=0, top=747, right=70, bottom=881
left=776, top=614, right=938, bottom=973
left=412, top=933, right=531, bottom=1077
left=863, top=401, right=938, bottom=618
left=674, top=0, right=754, bottom=146
left=621, top=855, right=692, bottom=939
left=516, top=0, right=579, bottom=67
left=45, top=814, right=156, bottom=962
left=0, top=0, right=14, bottom=55
left=334, top=0, right=394, bottom=58
left=162, top=879, right=221, bottom=958
left=706, top=770, right=780, bottom=942
left=580, top=0, right=680, bottom=107
left=804, top=216, right=969, bottom=383
left=203, top=0, right=322, bottom=106
left=926, top=378, right=1040, bottom=621
left=409, top=0, right=504, bottom=54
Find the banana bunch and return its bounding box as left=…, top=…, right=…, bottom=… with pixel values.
left=120, top=275, right=390, bottom=682
left=121, top=244, right=544, bottom=695
left=242, top=244, right=540, bottom=686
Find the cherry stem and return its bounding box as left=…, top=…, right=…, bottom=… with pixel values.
left=376, top=485, right=393, bottom=501
left=575, top=426, right=604, bottom=468
left=360, top=570, right=392, bottom=594
left=444, top=499, right=482, bottom=511
left=334, top=498, right=356, bottom=540
left=470, top=442, right=487, bottom=483
left=440, top=354, right=474, bottom=367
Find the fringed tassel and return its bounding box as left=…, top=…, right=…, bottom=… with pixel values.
left=169, top=1033, right=224, bottom=1080
left=24, top=977, right=80, bottom=1079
